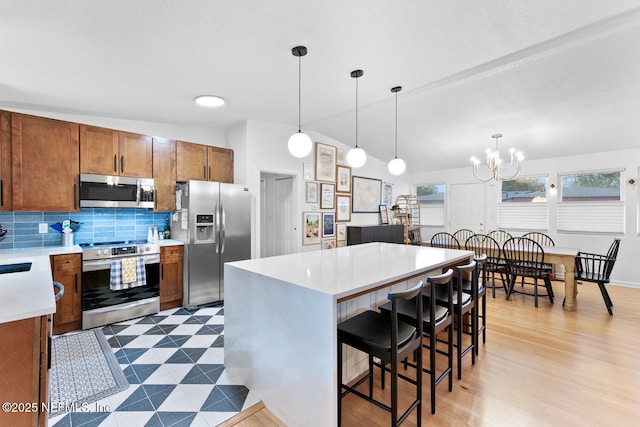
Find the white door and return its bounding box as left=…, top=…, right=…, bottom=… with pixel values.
left=449, top=183, right=485, bottom=233
left=275, top=177, right=294, bottom=255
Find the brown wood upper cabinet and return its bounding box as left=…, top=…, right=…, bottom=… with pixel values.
left=176, top=140, right=233, bottom=183
left=11, top=113, right=80, bottom=211
left=0, top=111, right=12, bottom=211
left=152, top=137, right=177, bottom=211
left=80, top=125, right=153, bottom=178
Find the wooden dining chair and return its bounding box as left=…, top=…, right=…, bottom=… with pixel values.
left=487, top=229, right=512, bottom=244
left=452, top=229, right=474, bottom=246
left=465, top=234, right=508, bottom=298
left=430, top=232, right=460, bottom=249
left=502, top=237, right=554, bottom=307
left=574, top=239, right=621, bottom=315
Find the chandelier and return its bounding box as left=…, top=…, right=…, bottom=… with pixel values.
left=471, top=133, right=523, bottom=182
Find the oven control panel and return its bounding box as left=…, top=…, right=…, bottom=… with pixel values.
left=82, top=243, right=161, bottom=260
left=113, top=245, right=137, bottom=256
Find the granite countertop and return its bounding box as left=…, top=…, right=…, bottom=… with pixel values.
left=0, top=245, right=82, bottom=324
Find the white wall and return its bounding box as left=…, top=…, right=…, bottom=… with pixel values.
left=241, top=120, right=412, bottom=257
left=411, top=148, right=640, bottom=287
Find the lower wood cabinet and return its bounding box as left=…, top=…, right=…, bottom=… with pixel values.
left=0, top=315, right=50, bottom=427
left=51, top=253, right=82, bottom=335
left=160, top=245, right=184, bottom=310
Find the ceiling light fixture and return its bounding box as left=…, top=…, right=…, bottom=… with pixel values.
left=194, top=95, right=225, bottom=107
left=471, top=133, right=523, bottom=182
left=387, top=86, right=406, bottom=175
left=287, top=45, right=313, bottom=158
left=346, top=69, right=366, bottom=168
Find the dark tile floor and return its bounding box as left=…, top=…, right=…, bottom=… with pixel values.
left=50, top=304, right=257, bottom=427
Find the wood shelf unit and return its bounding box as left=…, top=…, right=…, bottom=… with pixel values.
left=395, top=194, right=421, bottom=245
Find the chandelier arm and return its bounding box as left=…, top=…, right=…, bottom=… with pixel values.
left=497, top=161, right=523, bottom=181
left=473, top=164, right=498, bottom=183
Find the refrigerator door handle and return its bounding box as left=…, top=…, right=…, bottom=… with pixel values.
left=215, top=202, right=220, bottom=254
left=220, top=203, right=226, bottom=253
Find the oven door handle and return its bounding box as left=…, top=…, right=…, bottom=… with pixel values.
left=82, top=255, right=160, bottom=272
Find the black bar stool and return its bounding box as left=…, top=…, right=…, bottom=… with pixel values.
left=436, top=260, right=477, bottom=379
left=379, top=269, right=454, bottom=414
left=337, top=281, right=424, bottom=427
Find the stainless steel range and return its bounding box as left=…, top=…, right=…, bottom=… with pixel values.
left=81, top=240, right=160, bottom=329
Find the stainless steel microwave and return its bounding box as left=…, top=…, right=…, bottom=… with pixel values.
left=79, top=174, right=155, bottom=208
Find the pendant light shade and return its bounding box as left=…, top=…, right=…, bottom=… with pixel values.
left=288, top=46, right=312, bottom=158
left=347, top=69, right=367, bottom=168
left=388, top=86, right=406, bottom=175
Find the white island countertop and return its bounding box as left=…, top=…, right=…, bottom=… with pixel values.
left=227, top=241, right=472, bottom=301
left=224, top=242, right=474, bottom=427
left=0, top=245, right=82, bottom=324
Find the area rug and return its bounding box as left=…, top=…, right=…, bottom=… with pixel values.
left=49, top=328, right=129, bottom=417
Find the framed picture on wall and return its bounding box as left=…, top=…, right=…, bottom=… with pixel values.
left=322, top=212, right=335, bottom=237
left=379, top=205, right=389, bottom=224
left=315, top=142, right=337, bottom=182
left=336, top=165, right=352, bottom=193
left=305, top=181, right=318, bottom=203
left=382, top=182, right=394, bottom=206
left=320, top=183, right=335, bottom=209
left=336, top=223, right=347, bottom=241
left=302, top=212, right=321, bottom=245
left=336, top=194, right=351, bottom=222
left=352, top=176, right=382, bottom=213
left=322, top=238, right=337, bottom=250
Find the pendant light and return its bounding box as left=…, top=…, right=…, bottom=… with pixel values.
left=287, top=46, right=313, bottom=158
left=346, top=69, right=367, bottom=168
left=387, top=86, right=406, bottom=175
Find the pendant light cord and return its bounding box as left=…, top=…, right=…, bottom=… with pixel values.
left=297, top=55, right=302, bottom=132
left=394, top=89, right=398, bottom=159
left=355, top=76, right=359, bottom=148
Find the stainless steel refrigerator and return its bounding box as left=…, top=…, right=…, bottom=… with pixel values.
left=172, top=180, right=251, bottom=306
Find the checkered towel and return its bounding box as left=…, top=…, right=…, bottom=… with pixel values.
left=110, top=257, right=147, bottom=291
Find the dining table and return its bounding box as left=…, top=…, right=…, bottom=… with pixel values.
left=430, top=239, right=580, bottom=310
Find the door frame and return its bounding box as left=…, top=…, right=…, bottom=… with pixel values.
left=258, top=169, right=300, bottom=258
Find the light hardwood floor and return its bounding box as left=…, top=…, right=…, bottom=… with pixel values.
left=233, top=280, right=640, bottom=426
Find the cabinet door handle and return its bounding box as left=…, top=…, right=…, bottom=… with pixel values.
left=75, top=272, right=78, bottom=293
left=113, top=154, right=117, bottom=172
left=203, top=164, right=207, bottom=180
left=154, top=190, right=158, bottom=210
left=73, top=184, right=77, bottom=210
left=161, top=264, right=164, bottom=280
left=0, top=179, right=3, bottom=207
left=121, top=155, right=125, bottom=173
left=208, top=166, right=211, bottom=181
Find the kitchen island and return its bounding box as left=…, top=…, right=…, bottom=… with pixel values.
left=224, top=242, right=474, bottom=427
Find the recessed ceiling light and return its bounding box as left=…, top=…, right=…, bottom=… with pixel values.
left=195, top=95, right=225, bottom=107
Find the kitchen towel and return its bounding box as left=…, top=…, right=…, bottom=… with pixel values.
left=110, top=257, right=147, bottom=291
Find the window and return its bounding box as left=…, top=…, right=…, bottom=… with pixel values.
left=501, top=176, right=547, bottom=202
left=416, top=184, right=445, bottom=226
left=558, top=170, right=623, bottom=234
left=560, top=171, right=620, bottom=202
left=498, top=176, right=548, bottom=230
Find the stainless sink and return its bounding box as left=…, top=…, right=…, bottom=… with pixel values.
left=0, top=262, right=32, bottom=274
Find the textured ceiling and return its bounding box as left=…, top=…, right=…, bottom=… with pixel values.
left=1, top=0, right=639, bottom=172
